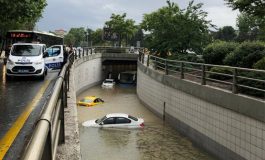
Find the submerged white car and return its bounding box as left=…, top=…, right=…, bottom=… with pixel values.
left=82, top=113, right=144, bottom=128
left=102, top=79, right=115, bottom=88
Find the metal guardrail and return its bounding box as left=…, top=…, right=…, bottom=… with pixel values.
left=139, top=53, right=265, bottom=99
left=73, top=46, right=143, bottom=60
left=22, top=53, right=74, bottom=160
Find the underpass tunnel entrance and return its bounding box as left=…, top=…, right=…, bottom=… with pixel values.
left=102, top=60, right=137, bottom=83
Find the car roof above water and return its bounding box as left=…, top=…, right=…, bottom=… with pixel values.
left=106, top=113, right=128, bottom=118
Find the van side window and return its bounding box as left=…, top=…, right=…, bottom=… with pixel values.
left=47, top=46, right=61, bottom=57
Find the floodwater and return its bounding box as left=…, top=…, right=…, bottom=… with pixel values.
left=77, top=85, right=216, bottom=160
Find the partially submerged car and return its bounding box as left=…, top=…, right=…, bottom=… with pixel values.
left=102, top=79, right=115, bottom=88
left=77, top=96, right=104, bottom=107
left=82, top=113, right=144, bottom=128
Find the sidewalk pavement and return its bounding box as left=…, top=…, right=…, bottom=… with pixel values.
left=56, top=67, right=81, bottom=160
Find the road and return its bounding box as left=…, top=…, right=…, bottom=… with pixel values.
left=0, top=62, right=59, bottom=160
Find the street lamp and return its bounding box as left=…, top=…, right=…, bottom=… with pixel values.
left=86, top=31, right=89, bottom=47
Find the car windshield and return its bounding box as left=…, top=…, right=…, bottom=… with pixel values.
left=11, top=45, right=41, bottom=56
left=104, top=80, right=113, bottom=83
left=95, top=116, right=107, bottom=124
left=81, top=98, right=93, bottom=103
left=129, top=115, right=138, bottom=121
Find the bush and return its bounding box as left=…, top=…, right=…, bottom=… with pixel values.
left=237, top=71, right=265, bottom=97
left=224, top=41, right=265, bottom=68
left=203, top=41, right=238, bottom=65
left=168, top=53, right=204, bottom=63
left=253, top=57, right=265, bottom=70
left=208, top=67, right=233, bottom=80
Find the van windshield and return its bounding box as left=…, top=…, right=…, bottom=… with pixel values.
left=11, top=45, right=41, bottom=56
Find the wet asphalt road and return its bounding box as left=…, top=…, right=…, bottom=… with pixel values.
left=0, top=62, right=59, bottom=159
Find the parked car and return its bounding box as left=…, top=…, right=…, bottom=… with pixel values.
left=82, top=113, right=144, bottom=128
left=77, top=96, right=104, bottom=107
left=102, top=79, right=115, bottom=88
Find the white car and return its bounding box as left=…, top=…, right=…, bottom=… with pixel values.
left=102, top=79, right=115, bottom=88
left=82, top=113, right=144, bottom=128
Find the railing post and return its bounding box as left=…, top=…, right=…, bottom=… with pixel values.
left=43, top=130, right=53, bottom=160
left=66, top=67, right=69, bottom=91
left=165, top=59, right=168, bottom=75
left=82, top=48, right=85, bottom=57
left=154, top=57, right=157, bottom=70
left=180, top=62, right=184, bottom=79
left=232, top=68, right=238, bottom=94
left=75, top=52, right=77, bottom=59
left=147, top=55, right=150, bottom=67
left=201, top=64, right=206, bottom=85
left=60, top=85, right=65, bottom=144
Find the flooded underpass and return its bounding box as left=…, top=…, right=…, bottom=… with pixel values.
left=77, top=85, right=216, bottom=160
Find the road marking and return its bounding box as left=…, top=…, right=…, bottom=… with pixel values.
left=0, top=80, right=50, bottom=159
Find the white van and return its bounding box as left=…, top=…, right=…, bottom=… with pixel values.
left=44, top=45, right=64, bottom=70
left=6, top=43, right=48, bottom=80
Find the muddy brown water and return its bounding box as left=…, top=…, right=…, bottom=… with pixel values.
left=77, top=85, right=216, bottom=160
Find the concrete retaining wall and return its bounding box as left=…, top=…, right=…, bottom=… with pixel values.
left=137, top=62, right=265, bottom=160
left=73, top=54, right=104, bottom=95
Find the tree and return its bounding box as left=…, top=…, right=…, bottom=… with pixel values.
left=225, top=0, right=265, bottom=17
left=214, top=26, right=236, bottom=41
left=105, top=13, right=137, bottom=46
left=0, top=0, right=47, bottom=37
left=128, top=27, right=144, bottom=47
left=236, top=13, right=265, bottom=41
left=64, top=33, right=76, bottom=46
left=141, top=0, right=213, bottom=57
left=236, top=13, right=257, bottom=41
left=64, top=27, right=87, bottom=46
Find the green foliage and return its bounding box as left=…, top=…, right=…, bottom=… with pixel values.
left=64, top=27, right=87, bottom=46
left=91, top=29, right=105, bottom=46
left=236, top=13, right=265, bottom=41
left=128, top=27, right=144, bottom=47
left=105, top=13, right=137, bottom=46
left=0, top=0, right=47, bottom=36
left=253, top=57, right=265, bottom=70
left=203, top=41, right=238, bottom=65
left=64, top=34, right=76, bottom=46
left=168, top=53, right=203, bottom=63
left=224, top=41, right=265, bottom=68
left=225, top=0, right=265, bottom=17
left=237, top=71, right=265, bottom=97
left=141, top=0, right=212, bottom=57
left=214, top=26, right=237, bottom=41
left=208, top=67, right=233, bottom=80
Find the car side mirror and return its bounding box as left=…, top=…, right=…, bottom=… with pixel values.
left=43, top=51, right=48, bottom=58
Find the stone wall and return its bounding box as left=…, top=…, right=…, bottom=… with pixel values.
left=137, top=62, right=265, bottom=160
